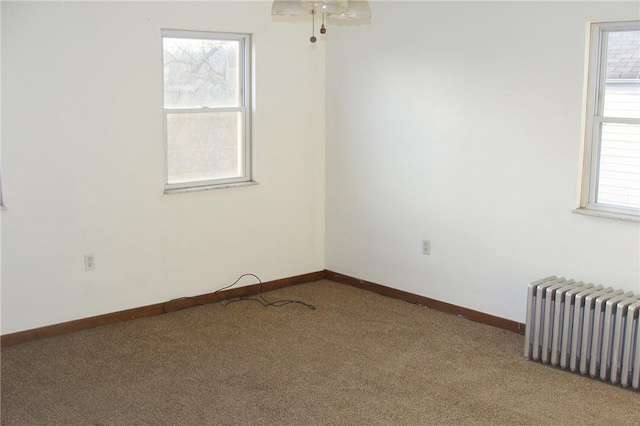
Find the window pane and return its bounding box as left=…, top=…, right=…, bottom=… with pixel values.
left=166, top=112, right=243, bottom=184
left=597, top=122, right=640, bottom=208
left=603, top=30, right=640, bottom=119
left=163, top=38, right=240, bottom=108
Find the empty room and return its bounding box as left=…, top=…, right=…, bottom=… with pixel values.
left=1, top=1, right=639, bottom=424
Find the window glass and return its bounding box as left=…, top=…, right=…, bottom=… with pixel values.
left=602, top=31, right=640, bottom=119
left=166, top=112, right=242, bottom=183
left=597, top=122, right=640, bottom=209
left=163, top=38, right=240, bottom=109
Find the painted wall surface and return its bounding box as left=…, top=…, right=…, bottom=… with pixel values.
left=3, top=1, right=639, bottom=335
left=1, top=1, right=326, bottom=334
left=325, top=1, right=640, bottom=323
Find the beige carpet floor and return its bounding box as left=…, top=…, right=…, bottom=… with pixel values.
left=2, top=280, right=639, bottom=425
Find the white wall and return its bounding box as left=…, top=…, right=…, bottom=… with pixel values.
left=325, top=1, right=640, bottom=323
left=1, top=1, right=326, bottom=334
left=3, top=1, right=639, bottom=335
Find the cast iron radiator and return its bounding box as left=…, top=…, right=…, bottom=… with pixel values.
left=524, top=276, right=640, bottom=390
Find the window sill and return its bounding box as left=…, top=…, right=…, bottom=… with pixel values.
left=572, top=207, right=640, bottom=223
left=164, top=181, right=259, bottom=195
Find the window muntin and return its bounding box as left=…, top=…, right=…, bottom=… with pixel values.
left=162, top=31, right=251, bottom=191
left=578, top=22, right=640, bottom=220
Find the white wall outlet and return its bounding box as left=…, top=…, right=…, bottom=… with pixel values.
left=422, top=239, right=431, bottom=255
left=84, top=254, right=95, bottom=271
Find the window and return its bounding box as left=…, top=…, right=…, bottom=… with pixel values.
left=162, top=30, right=253, bottom=193
left=577, top=21, right=640, bottom=221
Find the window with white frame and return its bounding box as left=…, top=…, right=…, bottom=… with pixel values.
left=578, top=21, right=640, bottom=221
left=162, top=30, right=252, bottom=193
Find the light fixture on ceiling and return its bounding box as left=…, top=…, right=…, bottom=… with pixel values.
left=271, top=1, right=371, bottom=43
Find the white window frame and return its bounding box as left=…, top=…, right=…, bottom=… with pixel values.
left=575, top=21, right=640, bottom=222
left=162, top=30, right=254, bottom=194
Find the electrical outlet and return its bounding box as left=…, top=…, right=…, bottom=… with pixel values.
left=85, top=254, right=95, bottom=271
left=422, top=239, right=431, bottom=255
